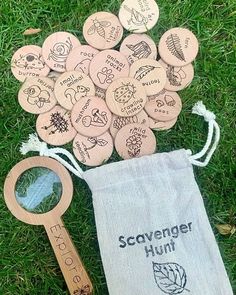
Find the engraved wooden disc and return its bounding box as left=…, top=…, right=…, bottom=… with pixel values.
left=158, top=59, right=195, bottom=91
left=120, top=33, right=157, bottom=65
left=115, top=123, right=156, bottom=159
left=71, top=96, right=112, bottom=137
left=66, top=45, right=99, bottom=75
left=36, top=105, right=77, bottom=146
left=158, top=27, right=199, bottom=67
left=110, top=110, right=149, bottom=138
left=73, top=131, right=114, bottom=166
left=42, top=32, right=81, bottom=72
left=89, top=49, right=130, bottom=89
left=54, top=71, right=95, bottom=110
left=95, top=86, right=106, bottom=100
left=83, top=12, right=123, bottom=50
left=18, top=77, right=57, bottom=114
left=118, top=0, right=159, bottom=33
left=106, top=77, right=147, bottom=117
left=11, top=45, right=50, bottom=82
left=145, top=91, right=182, bottom=121
left=129, top=58, right=166, bottom=96
left=149, top=116, right=178, bottom=131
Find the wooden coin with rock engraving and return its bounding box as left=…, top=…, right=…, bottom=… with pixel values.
left=115, top=123, right=156, bottom=159
left=83, top=12, right=123, bottom=50
left=36, top=105, right=77, bottom=146
left=11, top=45, right=50, bottom=82
left=42, top=32, right=81, bottom=72
left=66, top=45, right=99, bottom=75
left=18, top=77, right=57, bottom=114
left=54, top=71, right=95, bottom=111
left=73, top=131, right=114, bottom=166
left=145, top=91, right=182, bottom=121
left=129, top=58, right=166, bottom=96
left=106, top=77, right=147, bottom=117
left=158, top=27, right=199, bottom=67
left=71, top=96, right=112, bottom=137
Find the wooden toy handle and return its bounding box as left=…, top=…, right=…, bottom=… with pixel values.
left=44, top=218, right=93, bottom=295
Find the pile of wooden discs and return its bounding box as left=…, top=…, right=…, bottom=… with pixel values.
left=11, top=0, right=199, bottom=166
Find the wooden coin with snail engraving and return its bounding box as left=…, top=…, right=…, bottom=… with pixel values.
left=42, top=32, right=81, bottom=72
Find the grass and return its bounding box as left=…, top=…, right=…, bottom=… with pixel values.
left=0, top=0, right=236, bottom=294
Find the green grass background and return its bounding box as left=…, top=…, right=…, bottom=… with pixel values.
left=0, top=0, right=236, bottom=294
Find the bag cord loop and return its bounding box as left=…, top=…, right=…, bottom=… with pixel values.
left=20, top=101, right=220, bottom=171
left=188, top=101, right=220, bottom=167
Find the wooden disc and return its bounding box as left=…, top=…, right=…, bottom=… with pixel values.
left=158, top=27, right=199, bottom=67
left=11, top=45, right=50, bottom=82
left=18, top=77, right=57, bottom=114
left=36, top=105, right=77, bottom=146
left=158, top=59, right=194, bottom=91
left=149, top=116, right=178, bottom=131
left=42, top=32, right=81, bottom=72
left=83, top=12, right=123, bottom=50
left=120, top=33, right=157, bottom=65
left=89, top=49, right=130, bottom=89
left=106, top=77, right=147, bottom=117
left=95, top=86, right=106, bottom=100
left=54, top=71, right=95, bottom=110
left=115, top=123, right=156, bottom=159
left=71, top=96, right=112, bottom=137
left=73, top=131, right=114, bottom=166
left=118, top=0, right=159, bottom=33
left=66, top=45, right=99, bottom=75
left=129, top=58, right=166, bottom=96
left=47, top=71, right=62, bottom=82
left=145, top=91, right=182, bottom=121
left=110, top=110, right=149, bottom=138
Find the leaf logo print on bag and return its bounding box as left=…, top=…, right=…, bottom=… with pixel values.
left=165, top=34, right=186, bottom=62
left=153, top=262, right=190, bottom=294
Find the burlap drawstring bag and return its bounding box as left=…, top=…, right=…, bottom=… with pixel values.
left=21, top=102, right=233, bottom=295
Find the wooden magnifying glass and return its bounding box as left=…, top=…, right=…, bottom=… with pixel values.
left=4, top=156, right=93, bottom=295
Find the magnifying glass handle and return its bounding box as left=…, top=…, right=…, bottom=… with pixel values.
left=44, top=218, right=93, bottom=295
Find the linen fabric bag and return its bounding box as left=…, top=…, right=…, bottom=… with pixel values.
left=21, top=102, right=233, bottom=295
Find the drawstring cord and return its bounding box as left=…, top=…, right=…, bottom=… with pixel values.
left=188, top=101, right=220, bottom=167
left=20, top=101, right=220, bottom=171
left=20, top=134, right=84, bottom=179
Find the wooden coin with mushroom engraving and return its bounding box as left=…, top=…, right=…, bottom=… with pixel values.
left=115, top=123, right=156, bottom=159
left=18, top=77, right=57, bottom=114
left=11, top=45, right=50, bottom=82
left=42, top=32, right=81, bottom=72
left=71, top=96, right=112, bottom=137
left=83, top=12, right=123, bottom=50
